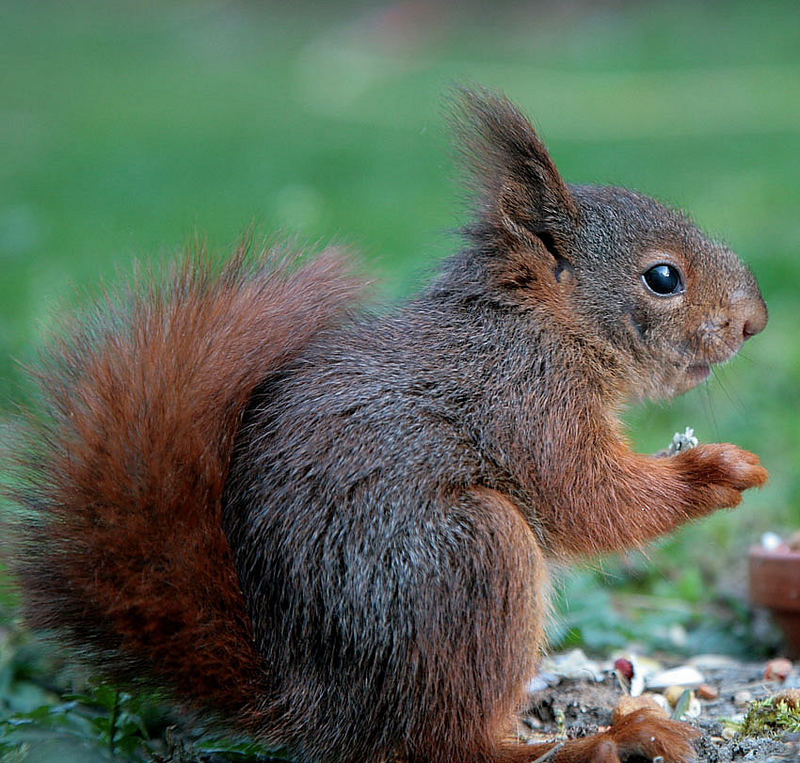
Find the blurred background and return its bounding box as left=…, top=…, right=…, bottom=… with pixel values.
left=1, top=0, right=799, bottom=758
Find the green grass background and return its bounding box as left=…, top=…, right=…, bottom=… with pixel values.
left=1, top=0, right=799, bottom=756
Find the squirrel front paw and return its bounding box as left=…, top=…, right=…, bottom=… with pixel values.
left=674, top=442, right=768, bottom=513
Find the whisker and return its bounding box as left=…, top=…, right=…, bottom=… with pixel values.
left=702, top=376, right=721, bottom=441
left=711, top=364, right=746, bottom=413
left=732, top=348, right=758, bottom=366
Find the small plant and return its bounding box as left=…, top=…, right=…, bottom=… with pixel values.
left=0, top=683, right=292, bottom=760
left=740, top=691, right=800, bottom=738
left=0, top=685, right=157, bottom=761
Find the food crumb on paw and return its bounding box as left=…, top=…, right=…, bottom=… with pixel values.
left=668, top=426, right=699, bottom=456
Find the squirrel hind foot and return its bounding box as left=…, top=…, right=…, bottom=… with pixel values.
left=550, top=709, right=698, bottom=763
left=492, top=709, right=697, bottom=763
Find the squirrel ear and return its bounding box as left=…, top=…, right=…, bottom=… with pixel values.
left=451, top=86, right=579, bottom=249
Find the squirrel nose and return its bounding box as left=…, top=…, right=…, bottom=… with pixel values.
left=740, top=296, right=768, bottom=341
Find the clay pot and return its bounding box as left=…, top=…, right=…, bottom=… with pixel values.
left=749, top=546, right=800, bottom=657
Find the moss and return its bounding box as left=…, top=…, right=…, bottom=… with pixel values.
left=741, top=691, right=800, bottom=737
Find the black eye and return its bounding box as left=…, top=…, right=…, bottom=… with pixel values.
left=642, top=263, right=683, bottom=296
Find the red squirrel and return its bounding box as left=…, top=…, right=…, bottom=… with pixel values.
left=6, top=88, right=768, bottom=762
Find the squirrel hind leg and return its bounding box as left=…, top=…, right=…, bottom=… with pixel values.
left=396, top=488, right=547, bottom=763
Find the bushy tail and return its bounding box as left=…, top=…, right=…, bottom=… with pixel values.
left=4, top=244, right=364, bottom=729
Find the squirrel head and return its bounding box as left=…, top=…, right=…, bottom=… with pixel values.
left=452, top=87, right=767, bottom=401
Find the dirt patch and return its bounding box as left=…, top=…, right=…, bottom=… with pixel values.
left=521, top=660, right=800, bottom=761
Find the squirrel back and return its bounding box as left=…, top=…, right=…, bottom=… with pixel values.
left=6, top=89, right=768, bottom=762
left=7, top=246, right=365, bottom=726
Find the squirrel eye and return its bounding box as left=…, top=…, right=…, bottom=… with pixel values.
left=642, top=263, right=683, bottom=296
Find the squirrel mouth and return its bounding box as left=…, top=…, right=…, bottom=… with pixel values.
left=687, top=364, right=712, bottom=383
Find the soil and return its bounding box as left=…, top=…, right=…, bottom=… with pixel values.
left=520, top=659, right=800, bottom=761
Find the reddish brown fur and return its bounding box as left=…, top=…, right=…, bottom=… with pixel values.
left=4, top=88, right=770, bottom=762
left=508, top=709, right=699, bottom=762
left=515, top=400, right=768, bottom=558
left=9, top=246, right=365, bottom=723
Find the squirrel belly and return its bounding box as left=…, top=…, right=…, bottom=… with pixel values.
left=5, top=88, right=768, bottom=762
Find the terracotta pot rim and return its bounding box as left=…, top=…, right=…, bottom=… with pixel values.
left=748, top=546, right=800, bottom=561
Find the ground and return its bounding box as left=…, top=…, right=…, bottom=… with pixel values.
left=521, top=655, right=799, bottom=762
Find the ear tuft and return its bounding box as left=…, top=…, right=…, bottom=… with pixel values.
left=450, top=86, right=579, bottom=246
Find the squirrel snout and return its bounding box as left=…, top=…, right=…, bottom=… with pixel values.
left=739, top=295, right=768, bottom=341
